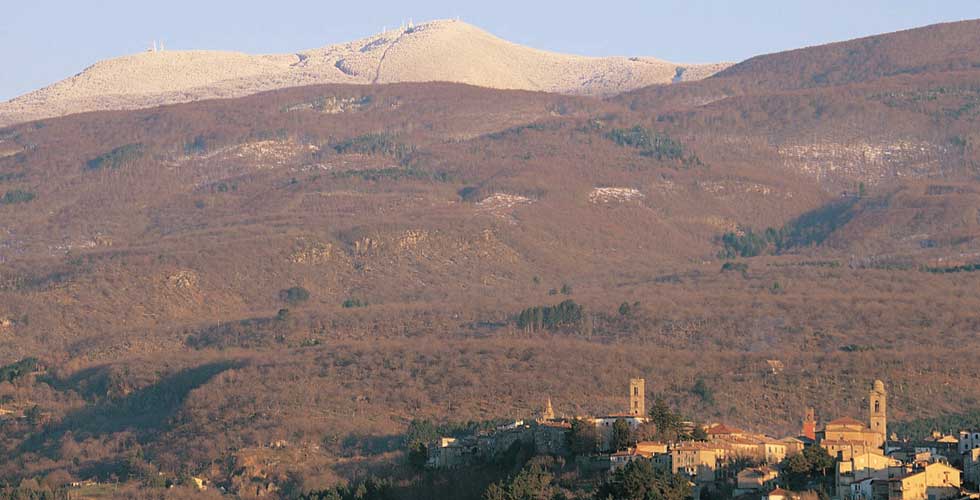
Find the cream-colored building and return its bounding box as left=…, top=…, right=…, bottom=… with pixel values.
left=671, top=442, right=729, bottom=483
left=736, top=466, right=779, bottom=492
left=704, top=424, right=788, bottom=464
left=818, top=380, right=889, bottom=460
left=836, top=451, right=902, bottom=498
left=593, top=414, right=646, bottom=452
left=635, top=441, right=668, bottom=456
left=887, top=463, right=961, bottom=500
left=766, top=487, right=801, bottom=500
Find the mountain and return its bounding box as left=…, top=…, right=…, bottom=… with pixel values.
left=2, top=18, right=980, bottom=497
left=619, top=18, right=980, bottom=110
left=0, top=19, right=728, bottom=127
left=714, top=18, right=980, bottom=91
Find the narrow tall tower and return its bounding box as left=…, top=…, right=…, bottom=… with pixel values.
left=542, top=397, right=555, bottom=421
left=869, top=379, right=887, bottom=449
left=629, top=378, right=645, bottom=416
left=802, top=407, right=817, bottom=441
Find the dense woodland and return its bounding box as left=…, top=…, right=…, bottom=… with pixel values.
left=2, top=19, right=980, bottom=498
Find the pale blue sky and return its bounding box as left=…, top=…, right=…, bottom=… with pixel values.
left=2, top=1, right=979, bottom=101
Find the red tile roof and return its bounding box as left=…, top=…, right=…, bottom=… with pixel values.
left=826, top=417, right=866, bottom=427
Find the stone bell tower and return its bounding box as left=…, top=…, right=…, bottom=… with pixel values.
left=869, top=379, right=887, bottom=450
left=629, top=378, right=645, bottom=416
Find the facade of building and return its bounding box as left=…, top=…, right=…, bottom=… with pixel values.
left=593, top=414, right=646, bottom=452
left=736, top=466, right=779, bottom=492
left=836, top=451, right=902, bottom=498
left=887, top=463, right=961, bottom=500
left=635, top=441, right=668, bottom=456
left=960, top=430, right=980, bottom=455
left=766, top=487, right=801, bottom=500
left=849, top=477, right=876, bottom=500
left=964, top=447, right=980, bottom=487
left=671, top=443, right=727, bottom=484
left=534, top=421, right=569, bottom=455
left=818, top=380, right=890, bottom=461
left=426, top=437, right=479, bottom=468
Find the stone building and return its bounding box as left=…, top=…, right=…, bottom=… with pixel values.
left=817, top=380, right=890, bottom=460
left=887, top=462, right=960, bottom=500
left=964, top=447, right=980, bottom=487
left=960, top=429, right=980, bottom=455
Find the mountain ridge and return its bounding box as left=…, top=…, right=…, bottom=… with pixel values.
left=0, top=19, right=728, bottom=127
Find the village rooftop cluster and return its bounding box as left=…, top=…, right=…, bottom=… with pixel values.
left=426, top=379, right=980, bottom=500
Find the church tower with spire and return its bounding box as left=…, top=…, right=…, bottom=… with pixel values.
left=541, top=397, right=555, bottom=421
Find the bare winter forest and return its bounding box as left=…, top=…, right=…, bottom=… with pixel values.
left=1, top=17, right=980, bottom=499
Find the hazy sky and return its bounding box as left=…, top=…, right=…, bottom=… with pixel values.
left=2, top=0, right=979, bottom=101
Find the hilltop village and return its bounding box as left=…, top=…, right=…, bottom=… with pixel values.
left=426, top=379, right=980, bottom=500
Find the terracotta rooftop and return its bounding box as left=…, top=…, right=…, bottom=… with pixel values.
left=826, top=416, right=867, bottom=427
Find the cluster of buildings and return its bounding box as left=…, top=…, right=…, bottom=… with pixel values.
left=425, top=378, right=980, bottom=500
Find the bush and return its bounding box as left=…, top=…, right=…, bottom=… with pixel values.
left=85, top=143, right=144, bottom=170
left=692, top=378, right=714, bottom=404
left=279, top=287, right=310, bottom=305
left=342, top=298, right=368, bottom=308
left=720, top=262, right=748, bottom=273
left=606, top=126, right=700, bottom=164
left=1, top=189, right=35, bottom=205
left=719, top=230, right=768, bottom=259
left=516, top=300, right=583, bottom=332
left=332, top=133, right=413, bottom=160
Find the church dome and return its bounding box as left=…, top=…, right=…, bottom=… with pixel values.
left=873, top=379, right=885, bottom=392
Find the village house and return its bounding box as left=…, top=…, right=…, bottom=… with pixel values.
left=836, top=450, right=903, bottom=498
left=534, top=420, right=570, bottom=456
left=608, top=441, right=670, bottom=472
left=887, top=462, right=961, bottom=500
left=634, top=441, right=668, bottom=456
left=426, top=437, right=477, bottom=469
left=766, top=487, right=802, bottom=500
left=593, top=414, right=647, bottom=452
left=703, top=423, right=788, bottom=464
left=782, top=436, right=806, bottom=457
left=609, top=449, right=638, bottom=471
left=671, top=441, right=728, bottom=484
left=895, top=432, right=961, bottom=465
left=736, top=466, right=780, bottom=494
left=963, top=448, right=980, bottom=487
left=961, top=430, right=980, bottom=455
